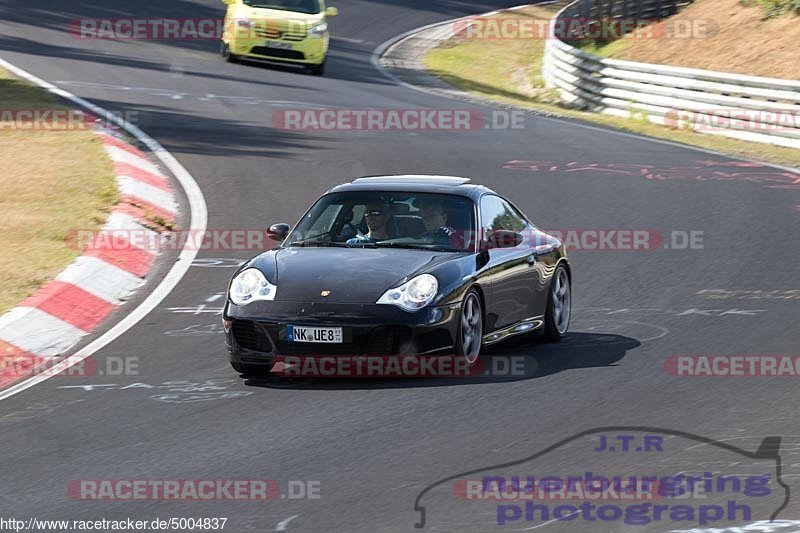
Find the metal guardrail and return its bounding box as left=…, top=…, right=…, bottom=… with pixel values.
left=542, top=0, right=800, bottom=149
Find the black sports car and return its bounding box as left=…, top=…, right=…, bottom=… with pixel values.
left=223, top=175, right=571, bottom=374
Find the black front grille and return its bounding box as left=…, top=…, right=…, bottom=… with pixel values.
left=249, top=47, right=305, bottom=60
left=233, top=321, right=414, bottom=356
left=365, top=326, right=411, bottom=354
left=232, top=320, right=273, bottom=353
left=275, top=342, right=362, bottom=356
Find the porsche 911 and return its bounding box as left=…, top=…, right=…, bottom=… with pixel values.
left=223, top=175, right=571, bottom=375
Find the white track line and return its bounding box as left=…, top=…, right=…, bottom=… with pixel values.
left=275, top=515, right=299, bottom=531
left=0, top=57, right=208, bottom=401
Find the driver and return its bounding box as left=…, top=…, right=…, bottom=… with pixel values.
left=346, top=201, right=392, bottom=244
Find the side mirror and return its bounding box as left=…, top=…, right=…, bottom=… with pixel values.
left=325, top=6, right=339, bottom=17
left=482, top=230, right=522, bottom=250
left=268, top=223, right=291, bottom=242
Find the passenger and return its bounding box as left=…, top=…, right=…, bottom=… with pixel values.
left=346, top=202, right=391, bottom=244
left=415, top=198, right=456, bottom=246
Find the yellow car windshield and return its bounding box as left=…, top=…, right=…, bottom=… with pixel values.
left=242, top=0, right=321, bottom=15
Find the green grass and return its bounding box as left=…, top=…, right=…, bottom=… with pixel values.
left=573, top=37, right=632, bottom=58
left=744, top=0, right=800, bottom=17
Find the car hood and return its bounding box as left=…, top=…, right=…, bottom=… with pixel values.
left=251, top=247, right=453, bottom=304
left=235, top=6, right=323, bottom=24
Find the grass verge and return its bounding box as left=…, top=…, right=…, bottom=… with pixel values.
left=0, top=67, right=118, bottom=315
left=423, top=4, right=800, bottom=169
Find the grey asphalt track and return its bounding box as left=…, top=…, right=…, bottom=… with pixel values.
left=1, top=1, right=799, bottom=531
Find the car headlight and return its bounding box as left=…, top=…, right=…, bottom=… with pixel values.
left=309, top=22, right=328, bottom=37
left=229, top=268, right=277, bottom=306
left=377, top=274, right=438, bottom=312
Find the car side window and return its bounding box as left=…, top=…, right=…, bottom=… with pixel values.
left=480, top=195, right=527, bottom=233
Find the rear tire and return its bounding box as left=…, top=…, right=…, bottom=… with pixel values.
left=543, top=265, right=571, bottom=341
left=307, top=61, right=325, bottom=76
left=455, top=289, right=483, bottom=366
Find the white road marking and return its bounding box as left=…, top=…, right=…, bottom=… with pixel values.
left=276, top=515, right=300, bottom=531
left=55, top=80, right=330, bottom=108
left=191, top=258, right=246, bottom=268
left=167, top=305, right=224, bottom=315
left=0, top=57, right=208, bottom=401
left=333, top=36, right=366, bottom=44
left=512, top=512, right=579, bottom=530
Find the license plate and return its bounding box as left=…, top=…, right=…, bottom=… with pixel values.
left=265, top=41, right=293, bottom=50
left=287, top=326, right=343, bottom=343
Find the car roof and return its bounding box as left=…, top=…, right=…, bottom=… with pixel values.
left=327, top=175, right=496, bottom=200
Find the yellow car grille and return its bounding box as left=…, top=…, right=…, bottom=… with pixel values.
left=254, top=22, right=307, bottom=41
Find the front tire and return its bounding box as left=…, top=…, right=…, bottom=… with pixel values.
left=543, top=265, right=571, bottom=341
left=307, top=61, right=325, bottom=76
left=456, top=289, right=483, bottom=365
left=221, top=42, right=240, bottom=63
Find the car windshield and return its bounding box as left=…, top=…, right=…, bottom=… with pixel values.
left=243, top=0, right=321, bottom=14
left=286, top=191, right=477, bottom=252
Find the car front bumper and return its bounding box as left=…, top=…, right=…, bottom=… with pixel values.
left=227, top=35, right=328, bottom=65
left=223, top=300, right=461, bottom=368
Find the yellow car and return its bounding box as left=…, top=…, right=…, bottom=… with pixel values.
left=220, top=0, right=338, bottom=75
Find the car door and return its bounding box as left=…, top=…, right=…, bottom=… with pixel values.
left=479, top=195, right=541, bottom=331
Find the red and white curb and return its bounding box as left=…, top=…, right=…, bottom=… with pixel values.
left=0, top=131, right=178, bottom=389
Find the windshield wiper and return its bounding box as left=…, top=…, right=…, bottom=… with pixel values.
left=289, top=241, right=347, bottom=248
left=374, top=242, right=453, bottom=251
